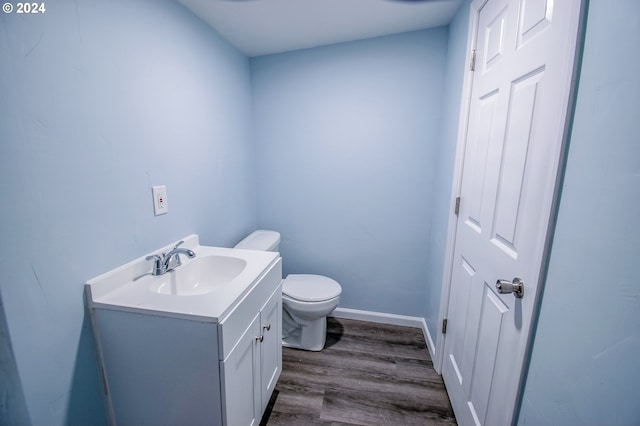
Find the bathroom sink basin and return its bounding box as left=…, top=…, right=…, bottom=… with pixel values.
left=148, top=255, right=247, bottom=296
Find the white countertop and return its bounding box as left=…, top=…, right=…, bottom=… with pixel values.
left=85, top=234, right=280, bottom=322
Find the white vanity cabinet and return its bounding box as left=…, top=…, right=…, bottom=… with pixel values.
left=86, top=238, right=282, bottom=426
left=221, top=282, right=282, bottom=425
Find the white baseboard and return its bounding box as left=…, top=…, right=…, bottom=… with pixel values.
left=330, top=307, right=436, bottom=360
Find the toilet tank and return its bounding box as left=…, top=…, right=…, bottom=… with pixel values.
left=234, top=230, right=280, bottom=252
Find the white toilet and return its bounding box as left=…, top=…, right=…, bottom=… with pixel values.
left=235, top=230, right=342, bottom=351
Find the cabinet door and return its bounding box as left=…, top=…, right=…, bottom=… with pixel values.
left=221, top=313, right=261, bottom=426
left=259, top=283, right=283, bottom=412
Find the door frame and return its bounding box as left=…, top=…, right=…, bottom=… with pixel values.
left=434, top=0, right=587, bottom=417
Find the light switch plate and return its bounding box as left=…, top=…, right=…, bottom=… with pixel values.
left=152, top=185, right=168, bottom=215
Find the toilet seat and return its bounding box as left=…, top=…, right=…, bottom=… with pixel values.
left=283, top=274, right=342, bottom=302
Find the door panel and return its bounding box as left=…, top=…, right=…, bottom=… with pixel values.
left=518, top=0, right=553, bottom=47
left=466, top=89, right=499, bottom=233
left=469, top=284, right=509, bottom=423
left=449, top=256, right=477, bottom=385
left=491, top=68, right=544, bottom=257
left=483, top=5, right=507, bottom=70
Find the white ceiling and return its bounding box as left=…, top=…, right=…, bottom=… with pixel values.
left=177, top=0, right=463, bottom=57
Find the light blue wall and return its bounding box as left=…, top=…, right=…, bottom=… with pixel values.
left=424, top=1, right=470, bottom=340
left=518, top=1, right=640, bottom=424
left=0, top=297, right=30, bottom=424
left=251, top=30, right=448, bottom=317
left=0, top=1, right=256, bottom=424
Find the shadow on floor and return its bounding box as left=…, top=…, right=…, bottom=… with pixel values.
left=324, top=317, right=344, bottom=349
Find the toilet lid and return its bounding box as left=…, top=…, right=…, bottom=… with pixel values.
left=283, top=274, right=342, bottom=302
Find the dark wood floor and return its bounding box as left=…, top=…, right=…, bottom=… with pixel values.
left=261, top=317, right=457, bottom=426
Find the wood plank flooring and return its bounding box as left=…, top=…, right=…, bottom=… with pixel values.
left=261, top=317, right=457, bottom=426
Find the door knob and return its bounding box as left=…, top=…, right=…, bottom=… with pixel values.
left=496, top=278, right=524, bottom=298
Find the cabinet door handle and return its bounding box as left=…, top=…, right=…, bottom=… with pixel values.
left=255, top=335, right=264, bottom=342
left=262, top=324, right=271, bottom=331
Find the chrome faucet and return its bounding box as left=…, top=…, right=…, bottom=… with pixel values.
left=145, top=240, right=196, bottom=276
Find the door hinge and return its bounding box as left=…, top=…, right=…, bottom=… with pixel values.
left=454, top=197, right=461, bottom=216
left=470, top=49, right=477, bottom=71
left=442, top=318, right=448, bottom=334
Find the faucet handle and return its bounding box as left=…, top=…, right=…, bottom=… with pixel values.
left=173, top=240, right=185, bottom=249
left=145, top=254, right=164, bottom=276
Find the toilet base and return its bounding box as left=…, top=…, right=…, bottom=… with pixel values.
left=281, top=308, right=328, bottom=351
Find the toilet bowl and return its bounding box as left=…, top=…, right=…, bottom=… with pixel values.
left=281, top=274, right=342, bottom=351
left=234, top=230, right=342, bottom=351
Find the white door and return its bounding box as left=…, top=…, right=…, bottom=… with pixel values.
left=222, top=313, right=261, bottom=426
left=441, top=0, right=582, bottom=424
left=259, top=284, right=282, bottom=412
